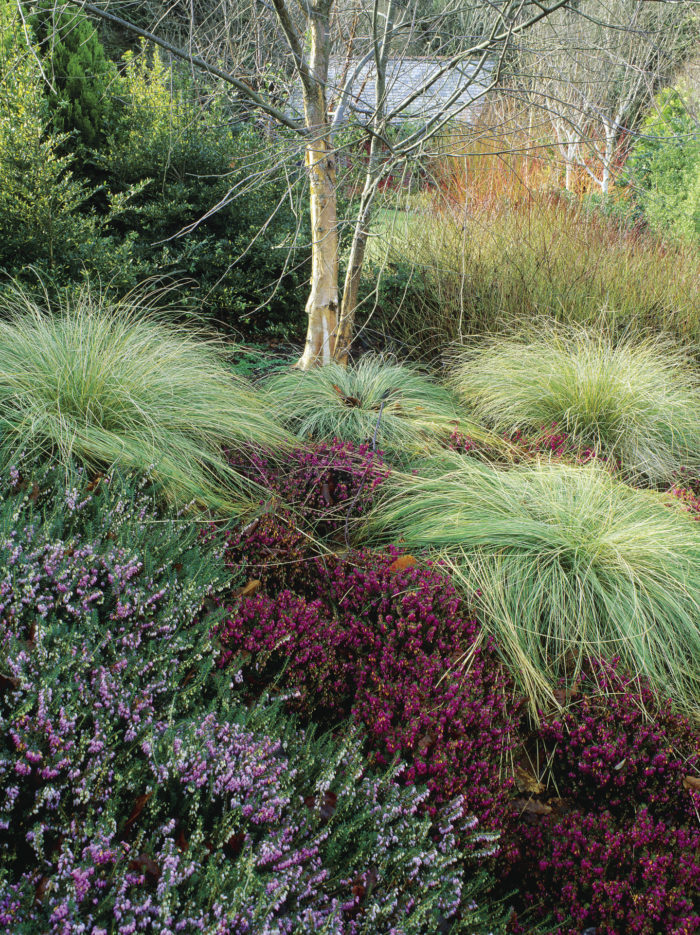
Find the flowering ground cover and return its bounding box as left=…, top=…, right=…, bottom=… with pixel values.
left=1, top=360, right=699, bottom=933
left=0, top=463, right=507, bottom=933
left=215, top=442, right=700, bottom=933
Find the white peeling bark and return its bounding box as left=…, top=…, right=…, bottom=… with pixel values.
left=295, top=1, right=341, bottom=371
left=296, top=135, right=340, bottom=369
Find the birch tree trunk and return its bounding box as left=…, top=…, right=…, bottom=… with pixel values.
left=297, top=133, right=340, bottom=369
left=66, top=0, right=585, bottom=370
left=294, top=0, right=340, bottom=370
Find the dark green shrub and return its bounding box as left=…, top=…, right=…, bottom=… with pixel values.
left=100, top=46, right=310, bottom=336
left=31, top=0, right=115, bottom=148
left=0, top=7, right=139, bottom=289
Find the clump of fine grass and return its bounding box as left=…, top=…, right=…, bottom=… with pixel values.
left=451, top=327, right=700, bottom=485
left=368, top=454, right=700, bottom=720
left=263, top=354, right=481, bottom=460
left=0, top=286, right=290, bottom=513
left=365, top=191, right=700, bottom=356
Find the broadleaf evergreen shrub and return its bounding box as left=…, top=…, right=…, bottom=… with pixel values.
left=99, top=45, right=310, bottom=336
left=626, top=85, right=700, bottom=242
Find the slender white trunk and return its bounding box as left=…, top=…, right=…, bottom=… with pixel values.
left=296, top=134, right=340, bottom=369
left=600, top=122, right=617, bottom=195
left=337, top=183, right=375, bottom=364
left=295, top=1, right=342, bottom=370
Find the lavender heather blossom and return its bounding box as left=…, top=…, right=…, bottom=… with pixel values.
left=0, top=465, right=507, bottom=934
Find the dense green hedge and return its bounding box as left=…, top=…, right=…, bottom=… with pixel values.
left=0, top=7, right=310, bottom=337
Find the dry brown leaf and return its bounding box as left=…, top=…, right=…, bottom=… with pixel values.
left=683, top=775, right=700, bottom=792
left=515, top=797, right=552, bottom=816
left=238, top=579, right=262, bottom=598
left=389, top=555, right=418, bottom=572
left=515, top=765, right=546, bottom=795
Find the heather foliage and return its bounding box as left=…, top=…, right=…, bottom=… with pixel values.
left=263, top=356, right=466, bottom=461
left=239, top=439, right=389, bottom=537
left=0, top=466, right=505, bottom=934
left=539, top=659, right=700, bottom=821
left=221, top=440, right=389, bottom=594
left=0, top=287, right=290, bottom=512
left=504, top=658, right=700, bottom=934
left=451, top=327, right=700, bottom=484
left=217, top=547, right=519, bottom=831
left=514, top=808, right=700, bottom=935
left=370, top=455, right=700, bottom=718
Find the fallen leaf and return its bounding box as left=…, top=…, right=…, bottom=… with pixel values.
left=223, top=832, right=246, bottom=858
left=321, top=480, right=335, bottom=506
left=0, top=673, right=20, bottom=692
left=238, top=579, right=261, bottom=598
left=515, top=766, right=545, bottom=795
left=415, top=731, right=437, bottom=757
left=683, top=775, right=700, bottom=792
left=86, top=474, right=103, bottom=492
left=515, top=798, right=552, bottom=816
left=180, top=668, right=196, bottom=688
left=240, top=517, right=260, bottom=538
left=303, top=791, right=338, bottom=821
left=124, top=792, right=154, bottom=834
left=128, top=854, right=161, bottom=884
left=388, top=555, right=418, bottom=572
left=34, top=876, right=50, bottom=905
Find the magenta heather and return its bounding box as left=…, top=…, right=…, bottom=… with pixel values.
left=505, top=658, right=700, bottom=933
left=217, top=547, right=519, bottom=831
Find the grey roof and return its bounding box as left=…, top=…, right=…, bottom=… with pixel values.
left=290, top=57, right=492, bottom=124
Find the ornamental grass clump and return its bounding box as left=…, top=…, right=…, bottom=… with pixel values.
left=0, top=466, right=507, bottom=934
left=451, top=327, right=700, bottom=484
left=369, top=455, right=700, bottom=719
left=0, top=286, right=289, bottom=512
left=263, top=355, right=472, bottom=461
